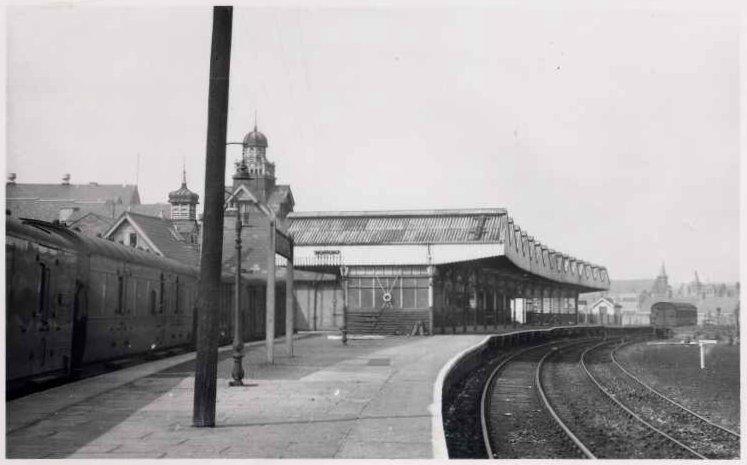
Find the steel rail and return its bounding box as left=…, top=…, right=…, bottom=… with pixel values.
left=480, top=339, right=594, bottom=459
left=611, top=341, right=740, bottom=439
left=480, top=342, right=554, bottom=459
left=580, top=341, right=706, bottom=460
left=535, top=342, right=596, bottom=459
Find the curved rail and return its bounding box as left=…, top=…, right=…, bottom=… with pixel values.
left=480, top=343, right=547, bottom=458
left=611, top=341, right=740, bottom=439
left=579, top=341, right=706, bottom=460
left=535, top=344, right=596, bottom=459
left=480, top=340, right=593, bottom=459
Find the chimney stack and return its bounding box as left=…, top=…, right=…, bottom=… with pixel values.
left=7, top=173, right=16, bottom=184
left=62, top=173, right=71, bottom=185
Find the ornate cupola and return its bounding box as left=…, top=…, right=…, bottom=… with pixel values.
left=234, top=122, right=276, bottom=203
left=168, top=168, right=199, bottom=220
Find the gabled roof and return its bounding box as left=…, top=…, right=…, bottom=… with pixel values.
left=129, top=203, right=171, bottom=219
left=224, top=184, right=293, bottom=214
left=67, top=212, right=117, bottom=237
left=104, top=211, right=200, bottom=267
left=590, top=296, right=620, bottom=308
left=7, top=183, right=140, bottom=204
left=268, top=184, right=294, bottom=210
left=7, top=199, right=129, bottom=223
left=6, top=182, right=140, bottom=222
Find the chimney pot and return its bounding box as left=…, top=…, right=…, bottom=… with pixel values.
left=7, top=173, right=16, bottom=184
left=62, top=173, right=71, bottom=185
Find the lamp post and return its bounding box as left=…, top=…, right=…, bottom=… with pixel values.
left=229, top=211, right=244, bottom=386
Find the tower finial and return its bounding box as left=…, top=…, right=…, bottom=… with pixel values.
left=659, top=261, right=667, bottom=277
left=182, top=157, right=187, bottom=187
left=254, top=109, right=258, bottom=131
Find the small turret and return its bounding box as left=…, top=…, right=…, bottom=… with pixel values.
left=168, top=167, right=199, bottom=221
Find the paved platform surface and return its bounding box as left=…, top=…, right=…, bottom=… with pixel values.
left=7, top=333, right=486, bottom=459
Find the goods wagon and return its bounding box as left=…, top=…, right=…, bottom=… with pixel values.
left=650, top=301, right=698, bottom=327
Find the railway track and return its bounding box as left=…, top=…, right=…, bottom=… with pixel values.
left=480, top=340, right=591, bottom=459
left=539, top=339, right=698, bottom=459
left=584, top=341, right=740, bottom=459
left=579, top=341, right=704, bottom=459
left=479, top=336, right=738, bottom=459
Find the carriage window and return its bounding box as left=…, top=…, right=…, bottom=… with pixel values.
left=174, top=277, right=181, bottom=314
left=38, top=263, right=48, bottom=318
left=117, top=275, right=125, bottom=315
left=159, top=274, right=165, bottom=313
left=149, top=289, right=157, bottom=315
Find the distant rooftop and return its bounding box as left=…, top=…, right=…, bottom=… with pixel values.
left=289, top=208, right=507, bottom=218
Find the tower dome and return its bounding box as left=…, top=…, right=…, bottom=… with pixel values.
left=168, top=168, right=199, bottom=221
left=168, top=183, right=199, bottom=205
left=242, top=124, right=268, bottom=148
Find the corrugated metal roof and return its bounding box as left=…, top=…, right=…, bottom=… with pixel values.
left=288, top=210, right=508, bottom=245
left=288, top=208, right=610, bottom=290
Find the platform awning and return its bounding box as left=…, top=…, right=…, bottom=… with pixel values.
left=288, top=208, right=610, bottom=291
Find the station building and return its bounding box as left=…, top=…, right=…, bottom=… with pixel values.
left=288, top=209, right=610, bottom=335
left=6, top=125, right=612, bottom=337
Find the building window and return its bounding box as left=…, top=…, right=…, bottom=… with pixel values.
left=129, top=233, right=137, bottom=247
left=348, top=275, right=429, bottom=310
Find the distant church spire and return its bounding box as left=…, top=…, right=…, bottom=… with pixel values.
left=651, top=262, right=671, bottom=297
left=659, top=262, right=667, bottom=278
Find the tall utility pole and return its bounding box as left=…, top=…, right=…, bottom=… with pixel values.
left=193, top=5, right=232, bottom=428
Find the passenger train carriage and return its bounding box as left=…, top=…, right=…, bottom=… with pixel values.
left=6, top=217, right=280, bottom=387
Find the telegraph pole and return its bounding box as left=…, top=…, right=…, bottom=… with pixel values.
left=193, top=5, right=232, bottom=428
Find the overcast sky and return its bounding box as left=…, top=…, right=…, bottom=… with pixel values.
left=5, top=2, right=741, bottom=284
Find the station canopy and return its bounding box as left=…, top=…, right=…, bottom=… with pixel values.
left=287, top=208, right=610, bottom=292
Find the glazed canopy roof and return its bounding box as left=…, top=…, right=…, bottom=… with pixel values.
left=288, top=208, right=610, bottom=291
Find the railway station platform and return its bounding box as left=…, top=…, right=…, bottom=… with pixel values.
left=6, top=332, right=493, bottom=459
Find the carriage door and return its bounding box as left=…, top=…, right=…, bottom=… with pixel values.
left=70, top=281, right=88, bottom=376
